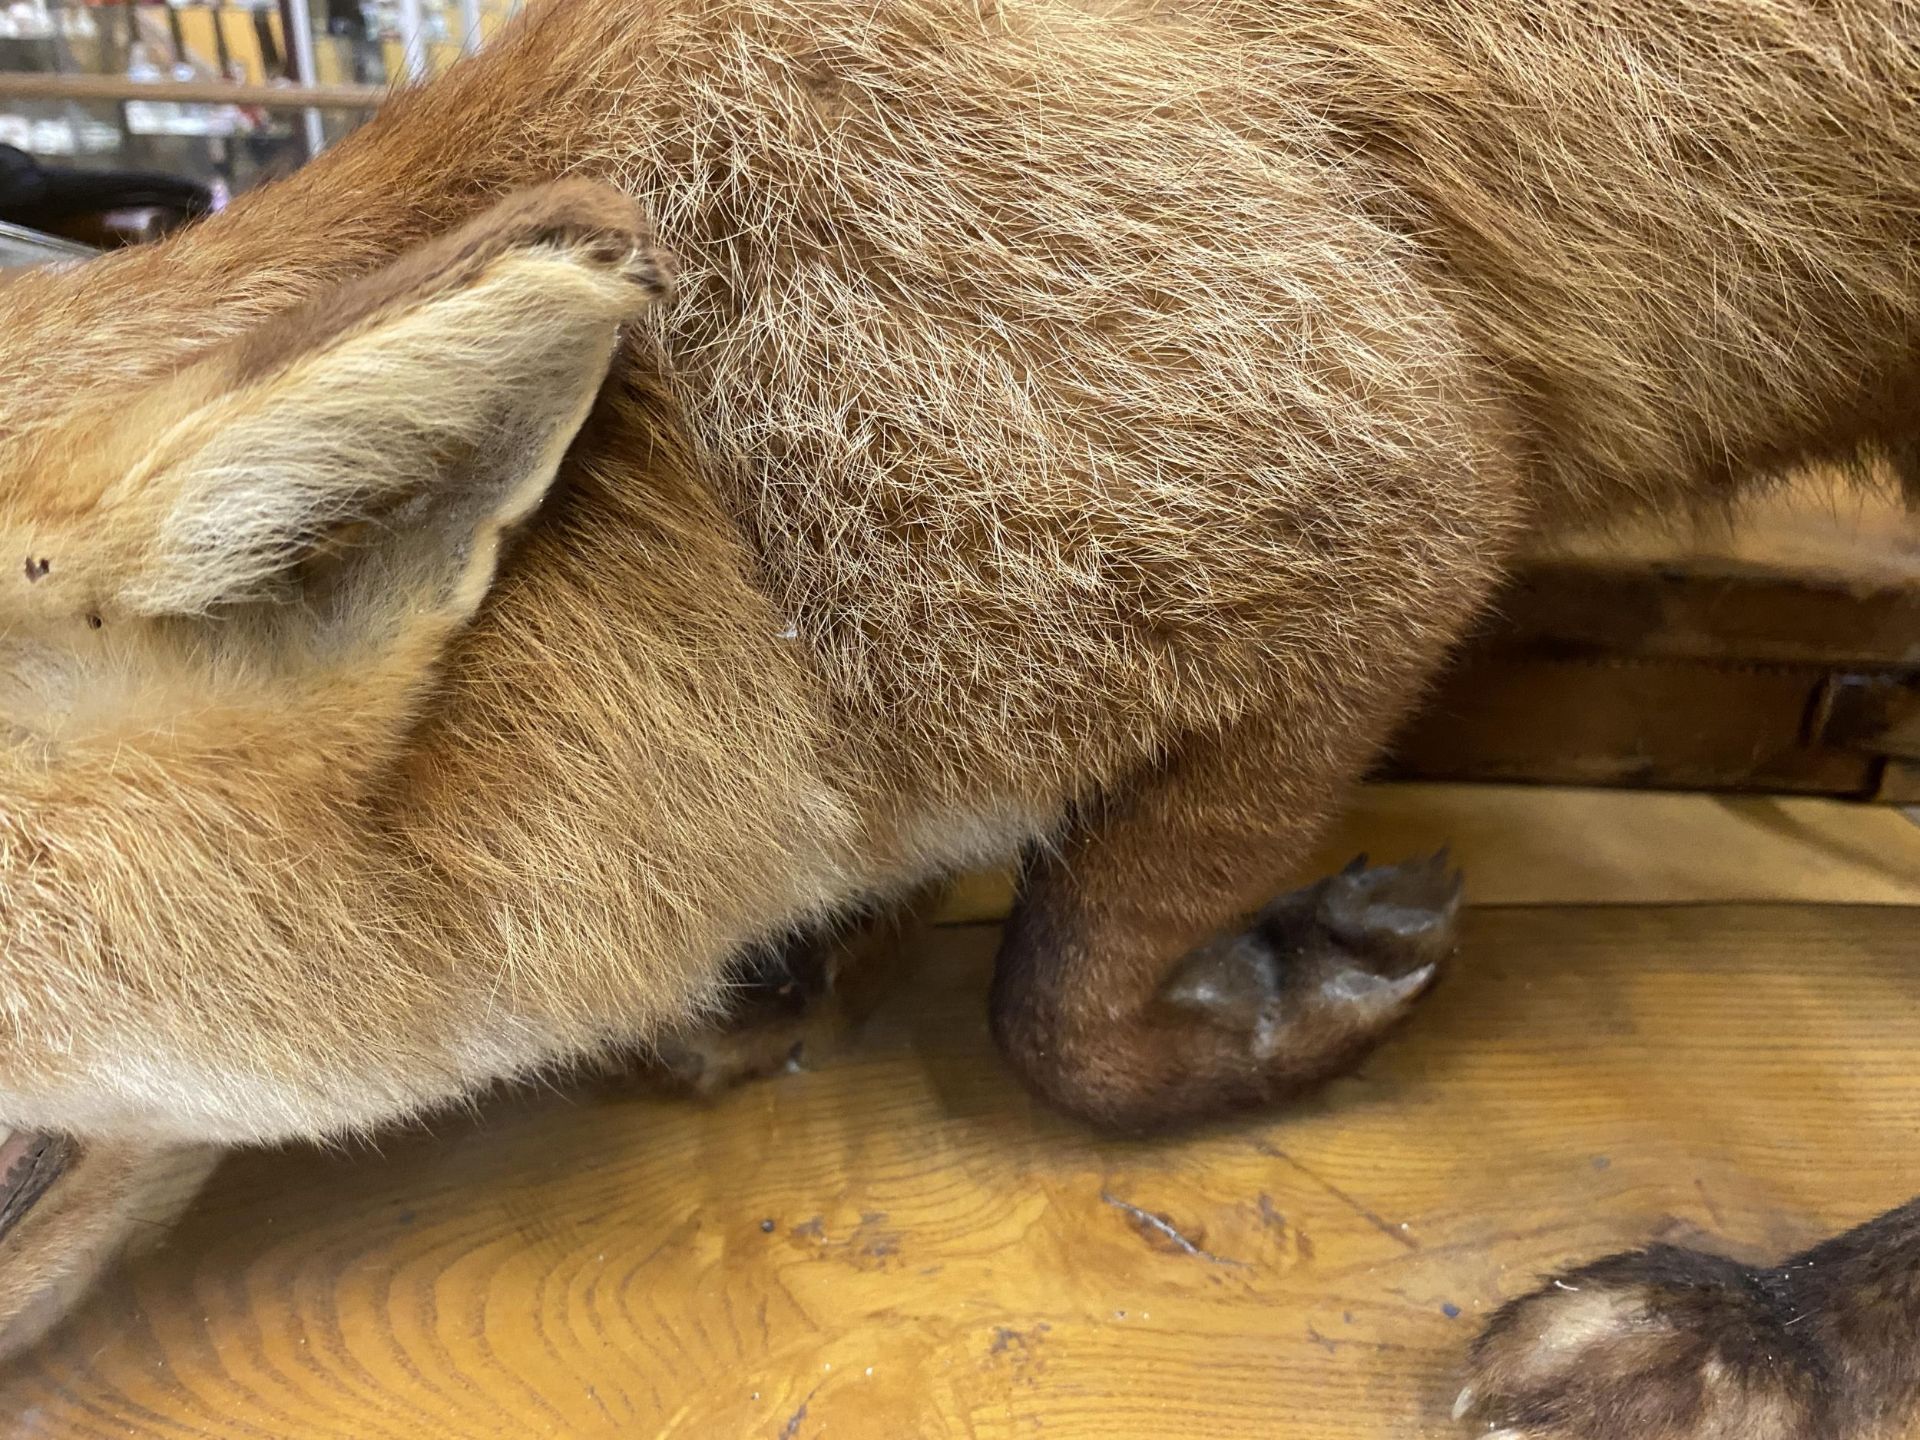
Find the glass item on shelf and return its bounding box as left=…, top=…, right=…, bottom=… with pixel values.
left=0, top=215, right=90, bottom=264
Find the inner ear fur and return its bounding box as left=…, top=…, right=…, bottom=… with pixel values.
left=99, top=179, right=672, bottom=621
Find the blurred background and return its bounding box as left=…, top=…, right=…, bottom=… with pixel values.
left=0, top=0, right=516, bottom=247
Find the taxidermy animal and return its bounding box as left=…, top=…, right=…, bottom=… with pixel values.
left=0, top=1, right=1913, bottom=1432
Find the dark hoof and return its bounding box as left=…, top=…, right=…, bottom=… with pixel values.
left=1155, top=850, right=1460, bottom=1080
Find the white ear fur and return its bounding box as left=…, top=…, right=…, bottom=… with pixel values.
left=116, top=210, right=668, bottom=623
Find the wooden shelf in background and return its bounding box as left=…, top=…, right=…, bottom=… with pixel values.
left=0, top=73, right=386, bottom=110
left=935, top=783, right=1920, bottom=922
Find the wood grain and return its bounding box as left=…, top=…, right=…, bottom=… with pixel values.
left=936, top=783, right=1920, bottom=921
left=0, top=893, right=1916, bottom=1438
left=1378, top=479, right=1920, bottom=797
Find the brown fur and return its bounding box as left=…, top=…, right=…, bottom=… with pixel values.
left=1459, top=1198, right=1920, bottom=1440
left=0, top=0, right=1909, bottom=1386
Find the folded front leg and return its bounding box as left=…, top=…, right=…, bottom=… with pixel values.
left=990, top=682, right=1471, bottom=1133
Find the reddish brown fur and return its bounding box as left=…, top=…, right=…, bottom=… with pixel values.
left=0, top=0, right=1909, bottom=1411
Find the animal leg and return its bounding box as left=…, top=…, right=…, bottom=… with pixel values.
left=1456, top=1196, right=1920, bottom=1439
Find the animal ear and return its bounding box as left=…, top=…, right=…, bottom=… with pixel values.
left=105, top=181, right=668, bottom=629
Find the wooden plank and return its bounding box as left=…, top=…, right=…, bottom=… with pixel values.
left=0, top=906, right=1913, bottom=1439
left=1456, top=562, right=1920, bottom=669
left=1381, top=481, right=1920, bottom=795
left=1384, top=655, right=1884, bottom=795
left=934, top=783, right=1920, bottom=922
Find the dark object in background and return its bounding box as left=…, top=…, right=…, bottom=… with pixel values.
left=1381, top=493, right=1920, bottom=803
left=326, top=0, right=383, bottom=84
left=0, top=143, right=212, bottom=249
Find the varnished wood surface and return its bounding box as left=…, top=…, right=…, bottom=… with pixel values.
left=1378, top=480, right=1920, bottom=797
left=0, top=793, right=1915, bottom=1438
left=938, top=783, right=1920, bottom=921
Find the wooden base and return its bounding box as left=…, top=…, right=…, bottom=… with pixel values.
left=935, top=781, right=1920, bottom=921
left=0, top=789, right=1913, bottom=1439
left=1385, top=480, right=1920, bottom=799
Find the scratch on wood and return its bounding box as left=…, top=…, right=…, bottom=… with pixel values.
left=585, top=1384, right=613, bottom=1425
left=1302, top=1320, right=1417, bottom=1354
left=778, top=1382, right=822, bottom=1439
left=1100, top=1191, right=1247, bottom=1268
left=1256, top=1144, right=1420, bottom=1251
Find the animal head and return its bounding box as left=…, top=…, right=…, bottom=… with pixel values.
left=0, top=180, right=670, bottom=1354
